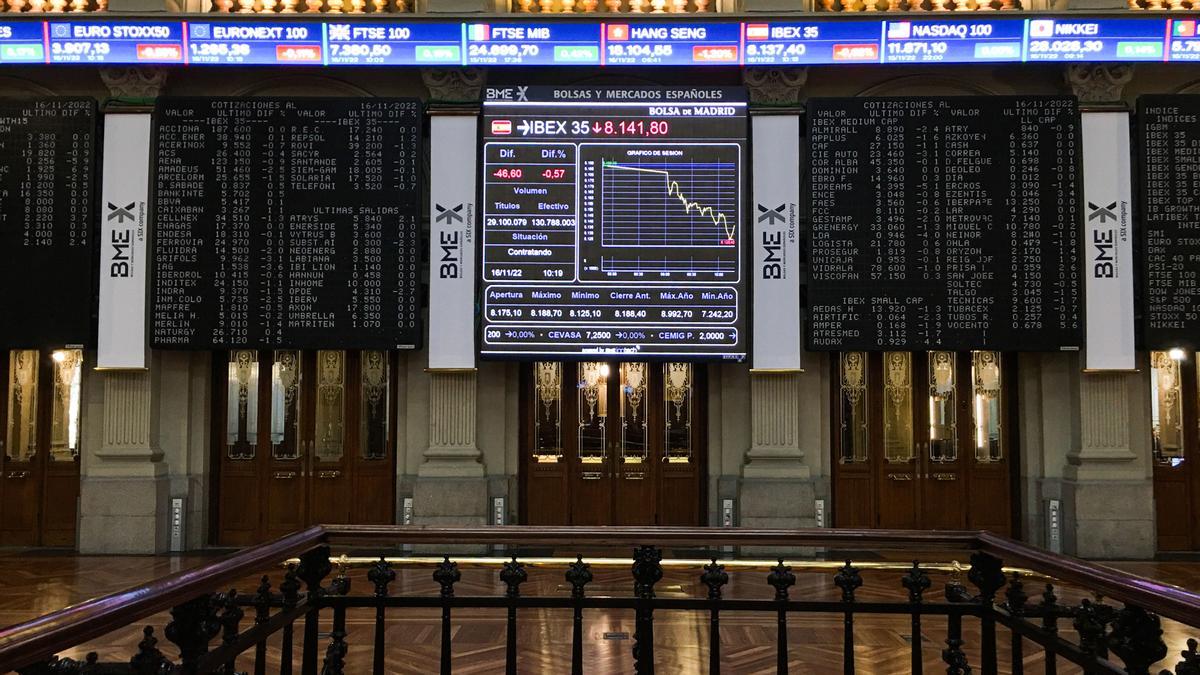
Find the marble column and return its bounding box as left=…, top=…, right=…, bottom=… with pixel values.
left=740, top=373, right=815, bottom=530
left=79, top=368, right=170, bottom=553
left=737, top=67, right=814, bottom=533
left=414, top=371, right=487, bottom=527
left=1062, top=370, right=1154, bottom=558
left=1052, top=62, right=1152, bottom=558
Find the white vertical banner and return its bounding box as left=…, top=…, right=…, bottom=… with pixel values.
left=97, top=113, right=152, bottom=370
left=1082, top=111, right=1135, bottom=371
left=751, top=115, right=802, bottom=370
left=429, top=114, right=478, bottom=370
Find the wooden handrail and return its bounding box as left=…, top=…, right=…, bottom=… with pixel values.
left=2, top=525, right=1199, bottom=672
left=0, top=526, right=327, bottom=673
left=323, top=524, right=984, bottom=548
left=322, top=525, right=1200, bottom=626
left=974, top=531, right=1200, bottom=627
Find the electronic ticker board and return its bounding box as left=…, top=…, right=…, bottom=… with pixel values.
left=481, top=86, right=746, bottom=360
left=0, top=16, right=1193, bottom=67
left=150, top=97, right=422, bottom=350
left=807, top=96, right=1082, bottom=352
left=1140, top=95, right=1200, bottom=349
left=0, top=98, right=97, bottom=349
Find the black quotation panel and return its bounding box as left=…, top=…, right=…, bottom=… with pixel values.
left=480, top=86, right=747, bottom=360
left=1139, top=96, right=1200, bottom=350
left=0, top=99, right=97, bottom=349
left=151, top=97, right=422, bottom=350
left=806, top=96, right=1082, bottom=351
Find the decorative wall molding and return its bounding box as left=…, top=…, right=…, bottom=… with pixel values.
left=100, top=67, right=168, bottom=99
left=0, top=76, right=57, bottom=98
left=421, top=67, right=487, bottom=103
left=1174, top=78, right=1200, bottom=95
left=231, top=76, right=373, bottom=98
left=857, top=74, right=1001, bottom=97
left=743, top=67, right=808, bottom=106
left=1065, top=64, right=1134, bottom=104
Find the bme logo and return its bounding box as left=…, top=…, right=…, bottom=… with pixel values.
left=107, top=201, right=135, bottom=223
left=1088, top=201, right=1119, bottom=279
left=1087, top=200, right=1117, bottom=224
left=435, top=202, right=467, bottom=279
left=107, top=201, right=137, bottom=278
left=435, top=202, right=465, bottom=224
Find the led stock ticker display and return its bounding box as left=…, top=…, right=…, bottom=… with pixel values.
left=0, top=16, right=1197, bottom=67
left=481, top=87, right=746, bottom=360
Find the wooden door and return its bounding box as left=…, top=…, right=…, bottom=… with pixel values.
left=352, top=350, right=399, bottom=525
left=521, top=361, right=705, bottom=526
left=0, top=349, right=81, bottom=547
left=39, top=350, right=84, bottom=546
left=875, top=352, right=919, bottom=529
left=917, top=351, right=969, bottom=531
left=308, top=350, right=353, bottom=527
left=1, top=350, right=42, bottom=545
left=611, top=363, right=655, bottom=526
left=1151, top=350, right=1200, bottom=551
left=216, top=349, right=396, bottom=545
left=264, top=350, right=307, bottom=541
left=570, top=362, right=615, bottom=526
left=833, top=351, right=1014, bottom=535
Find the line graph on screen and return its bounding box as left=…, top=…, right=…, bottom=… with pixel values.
left=599, top=156, right=738, bottom=249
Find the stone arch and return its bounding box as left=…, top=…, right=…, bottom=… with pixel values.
left=0, top=76, right=59, bottom=98
left=232, top=76, right=374, bottom=98
left=857, top=75, right=1004, bottom=97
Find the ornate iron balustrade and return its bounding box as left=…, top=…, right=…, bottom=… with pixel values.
left=0, top=526, right=1197, bottom=674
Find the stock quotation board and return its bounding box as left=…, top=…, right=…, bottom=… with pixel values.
left=807, top=96, right=1082, bottom=351
left=0, top=99, right=96, bottom=349
left=1140, top=95, right=1200, bottom=349
left=481, top=87, right=746, bottom=360
left=151, top=97, right=422, bottom=350
left=0, top=16, right=1194, bottom=67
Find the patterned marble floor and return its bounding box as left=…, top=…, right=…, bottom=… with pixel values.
left=0, top=549, right=1195, bottom=674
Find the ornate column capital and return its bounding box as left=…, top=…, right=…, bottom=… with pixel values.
left=421, top=67, right=487, bottom=104
left=1064, top=64, right=1134, bottom=105
left=742, top=67, right=809, bottom=107
left=99, top=67, right=169, bottom=99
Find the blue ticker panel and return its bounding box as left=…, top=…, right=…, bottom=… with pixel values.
left=1024, top=17, right=1166, bottom=61
left=0, top=22, right=47, bottom=63
left=186, top=21, right=322, bottom=65
left=882, top=18, right=1024, bottom=63
left=1168, top=17, right=1200, bottom=60
left=48, top=20, right=183, bottom=64
left=465, top=23, right=599, bottom=65
left=603, top=21, right=741, bottom=65
left=0, top=15, right=1195, bottom=67
left=326, top=21, right=460, bottom=65
left=743, top=21, right=881, bottom=65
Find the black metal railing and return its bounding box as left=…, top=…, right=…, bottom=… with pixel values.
left=0, top=526, right=1198, bottom=674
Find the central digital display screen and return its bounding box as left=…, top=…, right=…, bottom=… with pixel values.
left=480, top=87, right=746, bottom=360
